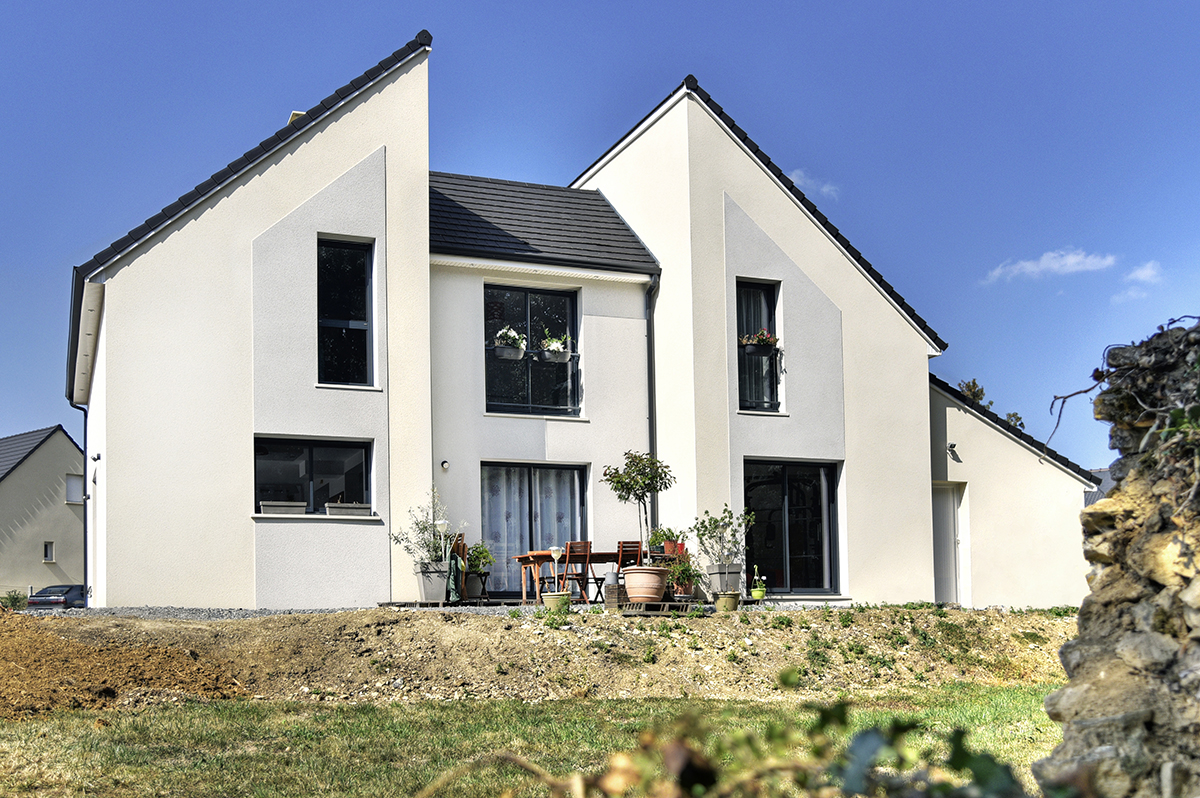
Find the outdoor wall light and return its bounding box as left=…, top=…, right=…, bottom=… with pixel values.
left=947, top=443, right=957, bottom=451
left=440, top=460, right=450, bottom=471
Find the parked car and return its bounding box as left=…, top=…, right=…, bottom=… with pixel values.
left=26, top=584, right=86, bottom=609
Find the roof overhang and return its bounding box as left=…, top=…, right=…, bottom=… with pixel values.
left=430, top=253, right=653, bottom=284
left=68, top=281, right=104, bottom=406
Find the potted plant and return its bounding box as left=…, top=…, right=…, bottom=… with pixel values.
left=694, top=504, right=754, bottom=605
left=666, top=553, right=704, bottom=601
left=324, top=496, right=372, bottom=516
left=601, top=451, right=676, bottom=602
left=465, top=541, right=495, bottom=599
left=750, top=565, right=767, bottom=600
left=739, top=328, right=780, bottom=357
left=493, top=325, right=527, bottom=360
left=539, top=328, right=572, bottom=363
left=649, top=527, right=685, bottom=557
left=259, top=500, right=307, bottom=514
left=389, top=487, right=463, bottom=602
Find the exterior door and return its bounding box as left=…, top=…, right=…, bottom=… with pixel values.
left=931, top=484, right=959, bottom=604
left=744, top=461, right=837, bottom=593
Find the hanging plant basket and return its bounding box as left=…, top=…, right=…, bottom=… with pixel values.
left=494, top=346, right=526, bottom=360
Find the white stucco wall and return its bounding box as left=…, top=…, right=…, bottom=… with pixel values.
left=578, top=92, right=936, bottom=602
left=930, top=386, right=1091, bottom=608
left=0, top=430, right=85, bottom=593
left=80, top=53, right=429, bottom=608
left=424, top=261, right=652, bottom=600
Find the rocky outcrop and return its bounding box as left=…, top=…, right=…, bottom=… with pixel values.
left=1034, top=320, right=1200, bottom=798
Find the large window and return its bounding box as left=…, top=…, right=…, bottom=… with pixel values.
left=744, top=461, right=837, bottom=593
left=318, top=240, right=372, bottom=385
left=254, top=438, right=370, bottom=514
left=484, top=285, right=579, bottom=415
left=737, top=281, right=780, bottom=412
left=480, top=464, right=585, bottom=594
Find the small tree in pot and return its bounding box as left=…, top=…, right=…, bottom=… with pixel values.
left=601, top=451, right=675, bottom=602
left=465, top=541, right=496, bottom=599
left=390, top=487, right=465, bottom=602
left=694, top=504, right=755, bottom=602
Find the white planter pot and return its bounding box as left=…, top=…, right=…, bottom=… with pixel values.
left=541, top=591, right=571, bottom=611
left=413, top=562, right=450, bottom=602
left=494, top=345, right=525, bottom=360
left=259, top=501, right=307, bottom=514
left=706, top=563, right=743, bottom=595
left=324, top=502, right=372, bottom=516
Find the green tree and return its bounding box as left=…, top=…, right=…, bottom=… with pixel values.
left=958, top=378, right=1025, bottom=430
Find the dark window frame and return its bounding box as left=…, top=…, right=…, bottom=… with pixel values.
left=743, top=460, right=838, bottom=594
left=254, top=437, right=371, bottom=514
left=317, top=239, right=373, bottom=386
left=736, top=280, right=781, bottom=412
left=483, top=284, right=581, bottom=416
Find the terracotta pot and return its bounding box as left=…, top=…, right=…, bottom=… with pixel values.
left=623, top=566, right=668, bottom=602
left=663, top=540, right=682, bottom=556
left=672, top=582, right=694, bottom=601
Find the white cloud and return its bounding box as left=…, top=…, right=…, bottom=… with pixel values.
left=1111, top=286, right=1148, bottom=304
left=788, top=169, right=839, bottom=200
left=1124, top=260, right=1162, bottom=284
left=984, top=248, right=1115, bottom=284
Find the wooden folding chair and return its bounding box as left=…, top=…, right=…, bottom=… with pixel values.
left=559, top=541, right=593, bottom=604
left=616, top=540, right=642, bottom=570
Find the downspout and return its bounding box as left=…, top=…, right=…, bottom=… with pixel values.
left=70, top=401, right=87, bottom=607
left=645, top=274, right=661, bottom=529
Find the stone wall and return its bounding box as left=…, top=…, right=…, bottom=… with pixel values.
left=1034, top=320, right=1200, bottom=798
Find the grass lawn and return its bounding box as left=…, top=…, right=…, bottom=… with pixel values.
left=0, top=683, right=1061, bottom=797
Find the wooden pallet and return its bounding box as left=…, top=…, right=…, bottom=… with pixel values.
left=603, top=584, right=700, bottom=615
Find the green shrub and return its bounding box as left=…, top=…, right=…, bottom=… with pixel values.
left=1, top=590, right=27, bottom=611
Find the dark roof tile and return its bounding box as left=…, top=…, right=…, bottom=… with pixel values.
left=0, top=426, right=79, bottom=484
left=429, top=172, right=658, bottom=275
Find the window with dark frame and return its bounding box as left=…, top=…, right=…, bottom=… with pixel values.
left=484, top=285, right=579, bottom=415
left=479, top=463, right=586, bottom=595
left=254, top=438, right=370, bottom=514
left=736, top=281, right=780, bottom=412
left=318, top=240, right=372, bottom=385
left=744, top=461, right=837, bottom=593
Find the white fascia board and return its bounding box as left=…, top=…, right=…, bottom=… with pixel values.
left=930, top=383, right=1094, bottom=487
left=72, top=282, right=105, bottom=405
left=573, top=85, right=944, bottom=356
left=430, top=254, right=652, bottom=285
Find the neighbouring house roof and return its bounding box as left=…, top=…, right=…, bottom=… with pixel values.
left=574, top=75, right=948, bottom=352
left=1085, top=468, right=1116, bottom=505
left=930, top=374, right=1100, bottom=485
left=66, top=30, right=434, bottom=402
left=430, top=172, right=659, bottom=275
left=0, top=426, right=80, bottom=485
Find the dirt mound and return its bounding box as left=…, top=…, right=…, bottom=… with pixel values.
left=0, top=611, right=242, bottom=720
left=1, top=604, right=1073, bottom=719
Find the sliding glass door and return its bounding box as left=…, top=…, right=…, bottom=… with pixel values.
left=744, top=461, right=837, bottom=593
left=480, top=464, right=585, bottom=594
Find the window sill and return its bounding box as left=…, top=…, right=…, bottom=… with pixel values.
left=314, top=383, right=382, bottom=392
left=737, top=410, right=789, bottom=417
left=252, top=513, right=384, bottom=523
left=483, top=412, right=590, bottom=423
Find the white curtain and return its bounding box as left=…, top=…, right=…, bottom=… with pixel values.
left=480, top=466, right=528, bottom=593
left=532, top=468, right=581, bottom=551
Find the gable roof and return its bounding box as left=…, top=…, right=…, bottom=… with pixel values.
left=67, top=30, right=434, bottom=402
left=929, top=374, right=1100, bottom=485
left=0, top=426, right=80, bottom=485
left=430, top=172, right=659, bottom=274
left=574, top=75, right=948, bottom=352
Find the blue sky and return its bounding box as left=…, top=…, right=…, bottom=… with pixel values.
left=3, top=1, right=1198, bottom=471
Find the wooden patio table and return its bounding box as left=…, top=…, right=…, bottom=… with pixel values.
left=512, top=549, right=624, bottom=605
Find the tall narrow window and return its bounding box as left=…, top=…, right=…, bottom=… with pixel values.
left=737, top=281, right=780, bottom=411
left=484, top=285, right=579, bottom=415
left=318, top=241, right=371, bottom=385
left=480, top=464, right=586, bottom=594
left=744, top=461, right=837, bottom=593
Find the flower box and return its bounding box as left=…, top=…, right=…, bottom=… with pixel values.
left=259, top=501, right=307, bottom=514
left=325, top=502, right=372, bottom=516
left=494, top=345, right=526, bottom=360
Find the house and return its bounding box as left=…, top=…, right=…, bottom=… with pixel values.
left=0, top=426, right=85, bottom=596
left=65, top=30, right=1097, bottom=609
